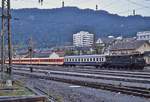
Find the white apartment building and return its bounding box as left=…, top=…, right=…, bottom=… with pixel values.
left=137, top=31, right=150, bottom=42
left=73, top=31, right=94, bottom=47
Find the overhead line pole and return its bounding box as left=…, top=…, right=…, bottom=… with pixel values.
left=1, top=0, right=12, bottom=75
left=1, top=0, right=5, bottom=73
left=1, top=0, right=43, bottom=75
left=7, top=0, right=12, bottom=75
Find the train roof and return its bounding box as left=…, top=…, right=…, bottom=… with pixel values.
left=12, top=57, right=64, bottom=60
left=65, top=54, right=106, bottom=58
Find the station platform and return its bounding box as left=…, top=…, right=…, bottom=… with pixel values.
left=0, top=96, right=47, bottom=102
left=0, top=72, right=47, bottom=102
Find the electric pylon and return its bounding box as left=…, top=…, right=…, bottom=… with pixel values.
left=39, top=0, right=44, bottom=5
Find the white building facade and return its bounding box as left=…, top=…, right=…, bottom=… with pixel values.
left=137, top=31, right=150, bottom=42
left=73, top=31, right=94, bottom=47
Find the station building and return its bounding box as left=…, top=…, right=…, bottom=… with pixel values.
left=109, top=40, right=150, bottom=55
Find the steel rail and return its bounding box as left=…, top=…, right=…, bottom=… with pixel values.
left=13, top=71, right=150, bottom=98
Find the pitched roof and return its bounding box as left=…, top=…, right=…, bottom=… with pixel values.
left=49, top=52, right=60, bottom=59
left=110, top=40, right=149, bottom=51
left=96, top=38, right=115, bottom=44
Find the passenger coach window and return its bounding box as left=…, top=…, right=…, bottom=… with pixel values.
left=81, top=59, right=83, bottom=62
left=101, top=58, right=103, bottom=61
left=87, top=59, right=89, bottom=62
left=95, top=58, right=97, bottom=62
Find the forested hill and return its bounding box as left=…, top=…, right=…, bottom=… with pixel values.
left=4, top=7, right=150, bottom=47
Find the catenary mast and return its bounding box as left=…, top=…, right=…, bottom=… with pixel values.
left=1, top=0, right=12, bottom=75
left=1, top=0, right=44, bottom=75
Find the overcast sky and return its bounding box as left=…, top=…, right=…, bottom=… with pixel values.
left=2, top=0, right=150, bottom=16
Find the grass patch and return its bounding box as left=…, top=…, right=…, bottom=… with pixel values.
left=0, top=81, right=34, bottom=96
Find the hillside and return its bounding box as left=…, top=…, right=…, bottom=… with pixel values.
left=3, top=7, right=150, bottom=47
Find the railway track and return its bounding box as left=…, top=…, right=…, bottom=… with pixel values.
left=12, top=65, right=150, bottom=75
left=14, top=64, right=150, bottom=70
left=13, top=68, right=150, bottom=85
left=33, top=86, right=56, bottom=102
left=14, top=77, right=55, bottom=102
left=13, top=70, right=150, bottom=98
left=12, top=65, right=150, bottom=81
left=12, top=65, right=150, bottom=98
